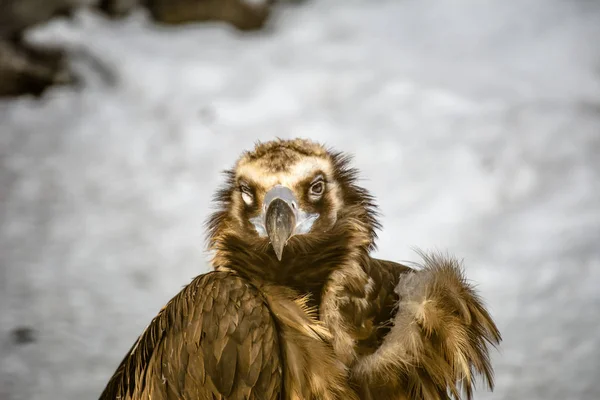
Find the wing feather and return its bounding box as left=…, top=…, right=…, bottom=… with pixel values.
left=98, top=271, right=282, bottom=400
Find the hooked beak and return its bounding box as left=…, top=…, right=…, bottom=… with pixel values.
left=265, top=198, right=295, bottom=261
left=250, top=185, right=319, bottom=261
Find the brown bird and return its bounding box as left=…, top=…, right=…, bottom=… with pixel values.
left=99, top=138, right=501, bottom=400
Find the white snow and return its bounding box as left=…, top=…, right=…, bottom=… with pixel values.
left=1, top=0, right=600, bottom=399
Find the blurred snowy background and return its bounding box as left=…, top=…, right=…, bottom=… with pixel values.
left=1, top=0, right=600, bottom=399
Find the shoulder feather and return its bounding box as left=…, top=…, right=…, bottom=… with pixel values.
left=353, top=253, right=501, bottom=400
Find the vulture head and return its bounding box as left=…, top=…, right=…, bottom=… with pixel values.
left=207, top=138, right=380, bottom=288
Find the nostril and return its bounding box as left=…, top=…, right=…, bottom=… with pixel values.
left=291, top=201, right=298, bottom=210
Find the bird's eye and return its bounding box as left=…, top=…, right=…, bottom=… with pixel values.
left=308, top=177, right=325, bottom=201
left=239, top=183, right=254, bottom=206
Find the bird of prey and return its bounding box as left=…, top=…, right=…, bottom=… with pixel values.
left=99, top=138, right=501, bottom=400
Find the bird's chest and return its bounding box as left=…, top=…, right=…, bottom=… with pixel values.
left=319, top=268, right=384, bottom=365
left=260, top=285, right=359, bottom=400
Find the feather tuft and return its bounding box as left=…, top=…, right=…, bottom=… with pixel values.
left=353, top=252, right=501, bottom=400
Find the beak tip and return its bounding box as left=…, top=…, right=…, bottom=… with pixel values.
left=272, top=240, right=285, bottom=261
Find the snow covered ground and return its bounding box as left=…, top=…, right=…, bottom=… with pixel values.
left=1, top=0, right=600, bottom=398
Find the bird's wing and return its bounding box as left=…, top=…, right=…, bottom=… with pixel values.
left=99, top=271, right=282, bottom=400
left=353, top=253, right=501, bottom=400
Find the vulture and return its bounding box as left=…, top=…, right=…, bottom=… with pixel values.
left=99, top=138, right=501, bottom=400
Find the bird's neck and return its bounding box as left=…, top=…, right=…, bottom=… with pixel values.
left=211, top=230, right=371, bottom=306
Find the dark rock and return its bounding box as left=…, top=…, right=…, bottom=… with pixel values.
left=100, top=0, right=273, bottom=31
left=11, top=326, right=37, bottom=345
left=147, top=0, right=272, bottom=31
left=97, top=0, right=141, bottom=18
left=0, top=0, right=84, bottom=97
left=0, top=0, right=80, bottom=38
left=0, top=38, right=73, bottom=98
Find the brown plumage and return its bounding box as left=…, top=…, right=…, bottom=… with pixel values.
left=350, top=255, right=501, bottom=400
left=99, top=138, right=501, bottom=400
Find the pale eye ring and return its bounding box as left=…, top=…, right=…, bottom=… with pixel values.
left=308, top=177, right=325, bottom=200
left=240, top=183, right=254, bottom=206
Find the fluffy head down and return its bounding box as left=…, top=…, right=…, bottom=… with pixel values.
left=206, top=138, right=380, bottom=287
